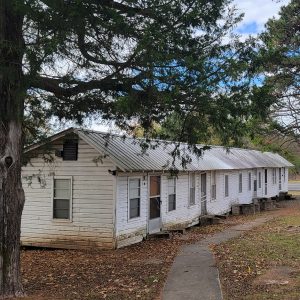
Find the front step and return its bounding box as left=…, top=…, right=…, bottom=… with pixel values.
left=199, top=215, right=223, bottom=226
left=167, top=228, right=186, bottom=235
left=147, top=231, right=171, bottom=240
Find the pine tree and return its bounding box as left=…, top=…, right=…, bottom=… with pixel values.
left=0, top=0, right=263, bottom=296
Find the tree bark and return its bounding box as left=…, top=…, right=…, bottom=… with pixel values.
left=0, top=0, right=25, bottom=298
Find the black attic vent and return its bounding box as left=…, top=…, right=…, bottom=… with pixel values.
left=63, top=140, right=78, bottom=161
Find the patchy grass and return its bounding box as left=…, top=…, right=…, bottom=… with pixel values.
left=213, top=210, right=300, bottom=300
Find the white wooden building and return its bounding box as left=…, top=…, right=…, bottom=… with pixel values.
left=21, top=128, right=293, bottom=249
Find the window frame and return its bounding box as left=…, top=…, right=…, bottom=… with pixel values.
left=248, top=172, right=251, bottom=191
left=272, top=168, right=276, bottom=185
left=224, top=174, right=229, bottom=198
left=189, top=173, right=196, bottom=206
left=63, top=139, right=78, bottom=161
left=211, top=171, right=217, bottom=200
left=167, top=177, right=176, bottom=212
left=52, top=176, right=73, bottom=222
left=128, top=177, right=141, bottom=220
left=238, top=173, right=243, bottom=193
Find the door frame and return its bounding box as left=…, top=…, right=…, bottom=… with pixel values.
left=148, top=175, right=162, bottom=234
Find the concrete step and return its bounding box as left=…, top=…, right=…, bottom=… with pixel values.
left=147, top=231, right=171, bottom=240
left=167, top=228, right=186, bottom=235
left=199, top=215, right=223, bottom=226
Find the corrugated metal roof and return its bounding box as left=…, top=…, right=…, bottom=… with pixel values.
left=76, top=129, right=294, bottom=172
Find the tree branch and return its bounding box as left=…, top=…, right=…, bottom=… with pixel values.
left=29, top=76, right=130, bottom=98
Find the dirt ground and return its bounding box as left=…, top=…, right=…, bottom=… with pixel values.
left=18, top=200, right=300, bottom=300
left=18, top=214, right=261, bottom=300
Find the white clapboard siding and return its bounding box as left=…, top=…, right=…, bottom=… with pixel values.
left=21, top=138, right=116, bottom=249
left=161, top=173, right=201, bottom=228
left=115, top=174, right=148, bottom=248
left=208, top=170, right=238, bottom=215
left=116, top=172, right=203, bottom=247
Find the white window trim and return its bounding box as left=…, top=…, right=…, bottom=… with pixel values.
left=272, top=168, right=276, bottom=185
left=52, top=176, right=73, bottom=223
left=224, top=174, right=229, bottom=198
left=127, top=177, right=142, bottom=221
left=188, top=173, right=196, bottom=206
left=167, top=177, right=177, bottom=213
left=211, top=171, right=217, bottom=201
left=239, top=173, right=243, bottom=193
left=248, top=172, right=252, bottom=191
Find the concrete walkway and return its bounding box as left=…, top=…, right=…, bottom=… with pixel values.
left=162, top=215, right=275, bottom=300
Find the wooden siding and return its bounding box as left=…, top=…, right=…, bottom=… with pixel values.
left=116, top=168, right=290, bottom=247
left=21, top=138, right=116, bottom=249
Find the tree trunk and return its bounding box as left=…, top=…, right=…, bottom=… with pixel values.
left=0, top=0, right=25, bottom=298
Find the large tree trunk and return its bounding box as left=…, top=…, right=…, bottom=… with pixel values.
left=0, top=0, right=25, bottom=298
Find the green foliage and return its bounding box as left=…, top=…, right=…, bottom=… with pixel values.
left=256, top=0, right=300, bottom=141
left=11, top=0, right=270, bottom=150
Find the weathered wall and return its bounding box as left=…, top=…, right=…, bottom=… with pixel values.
left=115, top=172, right=203, bottom=247
left=207, top=170, right=240, bottom=215
left=21, top=138, right=116, bottom=249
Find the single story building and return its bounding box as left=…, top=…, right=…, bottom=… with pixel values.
left=21, top=128, right=293, bottom=249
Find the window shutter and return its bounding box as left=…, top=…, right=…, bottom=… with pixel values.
left=63, top=140, right=78, bottom=160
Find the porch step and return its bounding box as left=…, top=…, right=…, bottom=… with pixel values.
left=199, top=215, right=223, bottom=226
left=167, top=228, right=186, bottom=235
left=147, top=231, right=171, bottom=240
left=214, top=214, right=228, bottom=219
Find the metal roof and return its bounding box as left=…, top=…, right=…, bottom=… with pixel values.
left=74, top=129, right=294, bottom=172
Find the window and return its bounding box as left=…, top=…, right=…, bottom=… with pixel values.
left=283, top=167, right=286, bottom=182
left=129, top=178, right=141, bottom=219
left=258, top=171, right=261, bottom=189
left=265, top=169, right=268, bottom=195
left=272, top=168, right=276, bottom=185
left=211, top=171, right=216, bottom=200
left=225, top=175, right=229, bottom=197
left=189, top=173, right=196, bottom=205
left=248, top=172, right=251, bottom=191
left=239, top=173, right=242, bottom=193
left=53, top=178, right=72, bottom=220
left=63, top=139, right=78, bottom=161
left=168, top=177, right=176, bottom=211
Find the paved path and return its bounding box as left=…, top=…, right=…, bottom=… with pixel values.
left=162, top=215, right=275, bottom=300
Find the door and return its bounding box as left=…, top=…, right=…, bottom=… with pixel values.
left=200, top=173, right=207, bottom=215
left=148, top=176, right=161, bottom=234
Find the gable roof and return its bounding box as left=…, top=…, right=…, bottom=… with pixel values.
left=25, top=128, right=294, bottom=172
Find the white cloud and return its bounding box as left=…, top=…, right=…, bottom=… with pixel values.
left=233, top=0, right=290, bottom=34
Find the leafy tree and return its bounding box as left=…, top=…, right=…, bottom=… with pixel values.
left=258, top=0, right=300, bottom=142
left=0, top=0, right=266, bottom=297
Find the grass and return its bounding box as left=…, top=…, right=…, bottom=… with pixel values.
left=213, top=213, right=300, bottom=300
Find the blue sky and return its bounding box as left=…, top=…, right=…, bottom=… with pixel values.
left=233, top=0, right=290, bottom=36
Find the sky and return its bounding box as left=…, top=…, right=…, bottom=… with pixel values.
left=90, top=0, right=291, bottom=133
left=233, top=0, right=290, bottom=37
